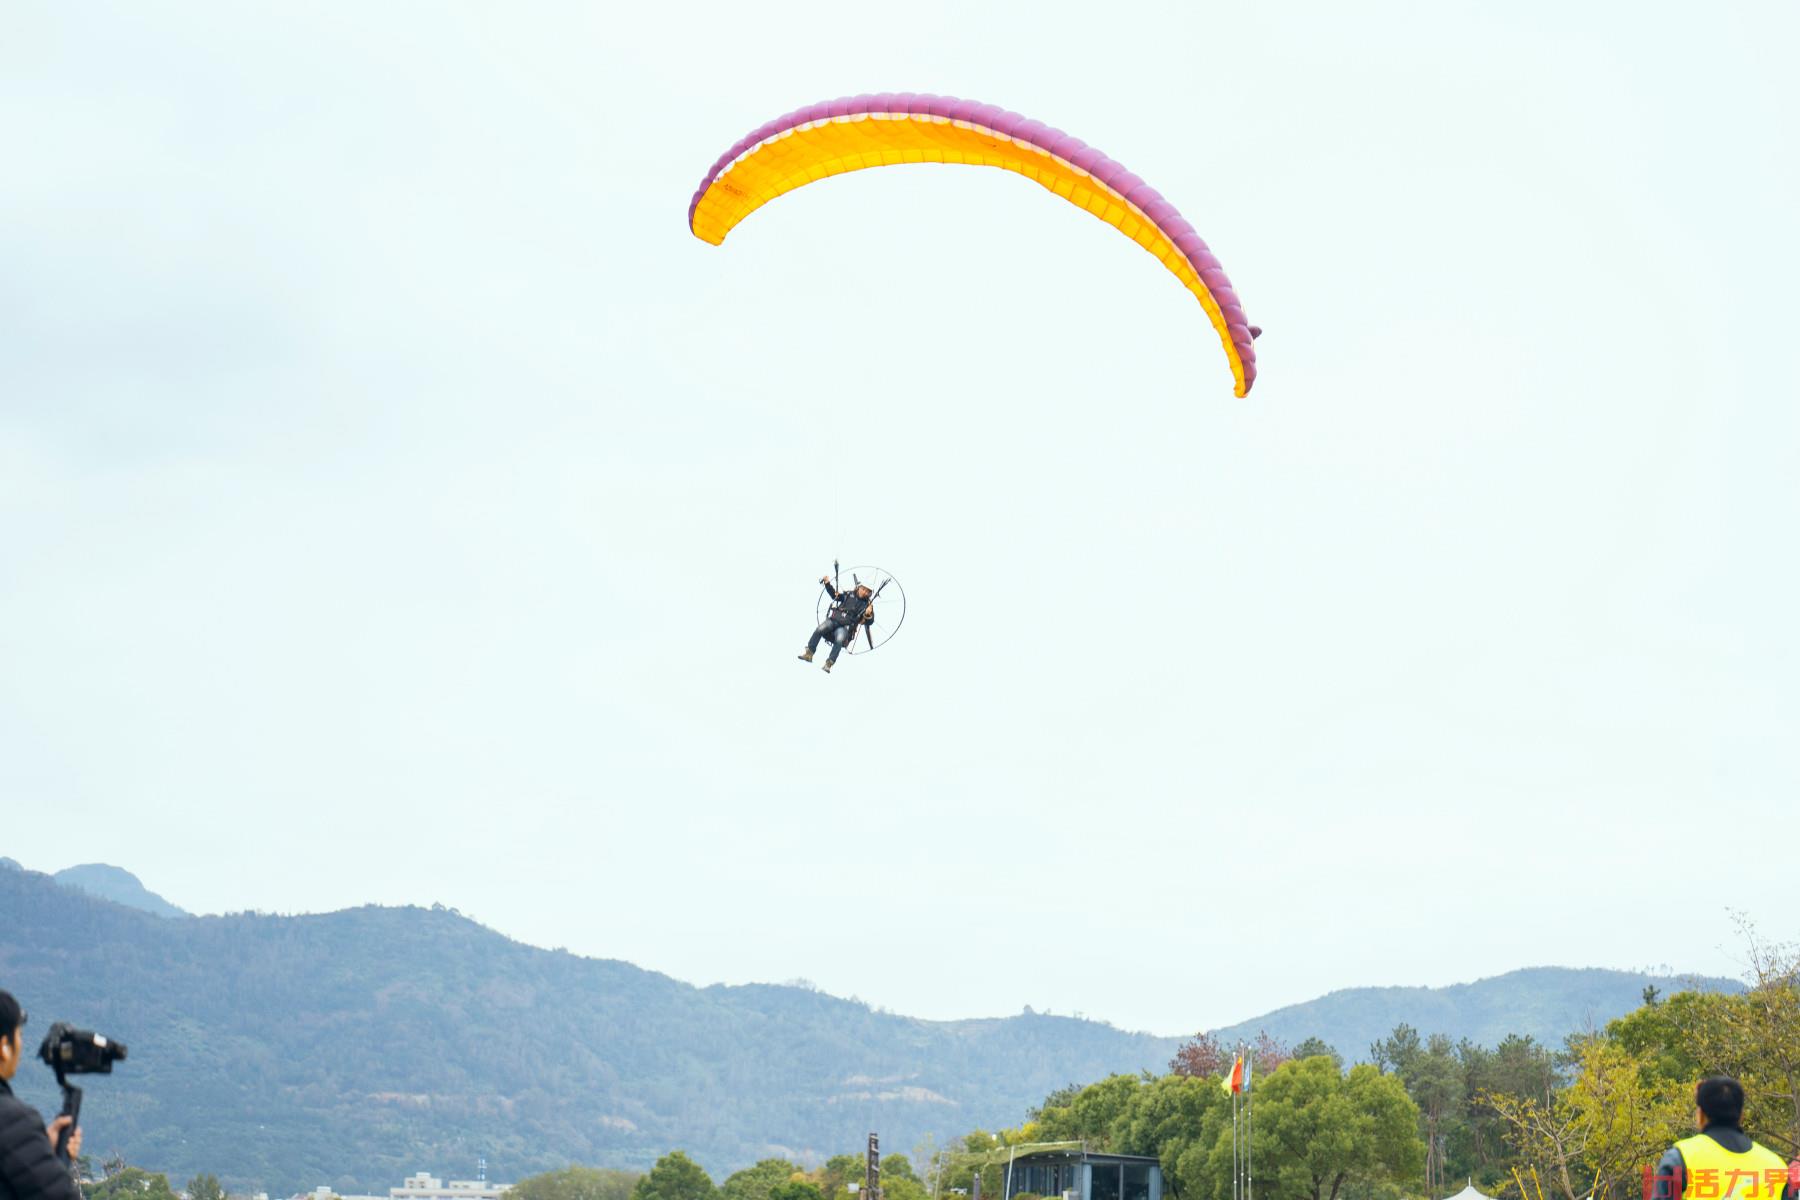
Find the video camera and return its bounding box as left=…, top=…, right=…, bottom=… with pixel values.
left=37, top=1023, right=127, bottom=1164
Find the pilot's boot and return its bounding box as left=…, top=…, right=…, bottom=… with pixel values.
left=821, top=659, right=834, bottom=673
left=797, top=649, right=814, bottom=662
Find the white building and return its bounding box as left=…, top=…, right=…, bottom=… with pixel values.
left=312, top=1187, right=387, bottom=1200
left=306, top=1172, right=510, bottom=1200
left=391, top=1174, right=510, bottom=1200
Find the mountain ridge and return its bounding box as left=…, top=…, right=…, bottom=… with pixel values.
left=0, top=862, right=1742, bottom=1195
left=1207, top=964, right=1739, bottom=1055
left=0, top=865, right=1183, bottom=1193
left=51, top=862, right=191, bottom=919
left=3, top=856, right=192, bottom=919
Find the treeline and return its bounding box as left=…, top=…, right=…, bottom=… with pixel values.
left=65, top=1165, right=228, bottom=1200
left=988, top=933, right=1796, bottom=1200
left=581, top=933, right=1797, bottom=1200
left=510, top=1151, right=932, bottom=1200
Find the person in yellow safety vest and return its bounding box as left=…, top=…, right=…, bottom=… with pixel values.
left=1649, top=1076, right=1798, bottom=1200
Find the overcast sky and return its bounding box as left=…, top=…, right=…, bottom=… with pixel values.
left=3, top=0, right=1796, bottom=1037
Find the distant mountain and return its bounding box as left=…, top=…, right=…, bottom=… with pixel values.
left=0, top=867, right=1178, bottom=1196
left=51, top=863, right=190, bottom=919
left=0, top=857, right=21, bottom=871
left=1207, top=966, right=1741, bottom=1057
left=0, top=866, right=1741, bottom=1198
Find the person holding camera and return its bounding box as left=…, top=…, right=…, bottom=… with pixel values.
left=0, top=991, right=81, bottom=1200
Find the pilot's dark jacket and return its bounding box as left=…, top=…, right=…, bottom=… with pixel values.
left=822, top=583, right=874, bottom=626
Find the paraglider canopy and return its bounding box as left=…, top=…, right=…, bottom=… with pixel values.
left=688, top=93, right=1260, bottom=397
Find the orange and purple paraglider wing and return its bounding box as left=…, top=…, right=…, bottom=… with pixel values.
left=688, top=93, right=1259, bottom=396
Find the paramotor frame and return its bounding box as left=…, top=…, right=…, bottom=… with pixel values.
left=816, top=565, right=906, bottom=655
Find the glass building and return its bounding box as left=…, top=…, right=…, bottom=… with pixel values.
left=1003, top=1150, right=1162, bottom=1200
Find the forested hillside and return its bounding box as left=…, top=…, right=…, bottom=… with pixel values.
left=0, top=864, right=1177, bottom=1193
left=0, top=863, right=1734, bottom=1197
left=1205, top=965, right=1740, bottom=1055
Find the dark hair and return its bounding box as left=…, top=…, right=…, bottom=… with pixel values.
left=1696, top=1075, right=1745, bottom=1126
left=0, top=990, right=21, bottom=1042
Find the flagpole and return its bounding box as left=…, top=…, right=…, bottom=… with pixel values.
left=1245, top=1048, right=1253, bottom=1200
left=1241, top=1044, right=1249, bottom=1200
left=1236, top=1045, right=1245, bottom=1200
left=1231, top=1063, right=1239, bottom=1200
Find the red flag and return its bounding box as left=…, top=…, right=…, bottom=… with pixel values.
left=1223, top=1054, right=1244, bottom=1094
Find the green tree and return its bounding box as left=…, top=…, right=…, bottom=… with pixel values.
left=1456, top=1034, right=1554, bottom=1187
left=89, top=1169, right=179, bottom=1200
left=1371, top=1024, right=1423, bottom=1075
left=1487, top=1034, right=1559, bottom=1103
left=931, top=1137, right=1006, bottom=1200
left=1112, top=1073, right=1228, bottom=1199
left=722, top=1161, right=802, bottom=1200
left=1606, top=991, right=1721, bottom=1086
left=1033, top=1075, right=1145, bottom=1147
left=881, top=1157, right=918, bottom=1185
left=769, top=1184, right=823, bottom=1200
left=820, top=1154, right=866, bottom=1197
left=1292, top=1040, right=1342, bottom=1070
left=1488, top=1038, right=1688, bottom=1200
left=1192, top=1058, right=1423, bottom=1200
left=187, top=1176, right=226, bottom=1200
left=633, top=1153, right=716, bottom=1200
left=1402, top=1034, right=1466, bottom=1198
left=513, top=1167, right=643, bottom=1200
left=1032, top=1085, right=1087, bottom=1119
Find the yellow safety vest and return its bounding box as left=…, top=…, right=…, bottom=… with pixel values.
left=1676, top=1132, right=1789, bottom=1200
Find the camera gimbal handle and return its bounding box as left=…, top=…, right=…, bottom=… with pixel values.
left=52, top=1068, right=82, bottom=1166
